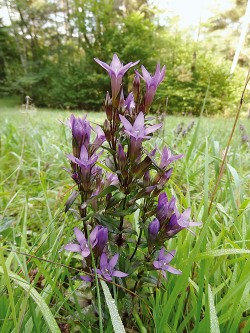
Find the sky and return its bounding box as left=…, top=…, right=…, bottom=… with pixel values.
left=153, top=0, right=233, bottom=27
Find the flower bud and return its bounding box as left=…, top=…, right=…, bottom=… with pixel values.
left=105, top=91, right=113, bottom=121
left=117, top=144, right=126, bottom=170
left=148, top=218, right=160, bottom=253
left=143, top=170, right=151, bottom=187
left=133, top=72, right=140, bottom=103
left=103, top=119, right=112, bottom=141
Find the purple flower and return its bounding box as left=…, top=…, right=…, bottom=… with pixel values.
left=68, top=114, right=91, bottom=157
left=91, top=225, right=108, bottom=254
left=125, top=92, right=135, bottom=113
left=96, top=253, right=128, bottom=281
left=89, top=125, right=106, bottom=155
left=159, top=147, right=183, bottom=169
left=94, top=54, right=139, bottom=100
left=164, top=208, right=202, bottom=238
left=148, top=218, right=160, bottom=242
left=157, top=193, right=176, bottom=224
left=119, top=112, right=162, bottom=140
left=153, top=248, right=182, bottom=278
left=64, top=227, right=91, bottom=258
left=64, top=226, right=108, bottom=259
left=139, top=63, right=166, bottom=111
left=117, top=144, right=127, bottom=171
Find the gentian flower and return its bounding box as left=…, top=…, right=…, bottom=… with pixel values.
left=94, top=54, right=139, bottom=101
left=159, top=147, right=183, bottom=169
left=64, top=227, right=92, bottom=258
left=157, top=193, right=176, bottom=224
left=164, top=207, right=202, bottom=238
left=91, top=225, right=108, bottom=254
left=120, top=112, right=161, bottom=163
left=89, top=125, right=106, bottom=155
left=125, top=92, right=135, bottom=113
left=153, top=248, right=182, bottom=278
left=148, top=218, right=160, bottom=242
left=96, top=253, right=128, bottom=281
left=64, top=226, right=108, bottom=258
left=68, top=114, right=91, bottom=157
left=119, top=112, right=162, bottom=140
left=139, top=63, right=166, bottom=111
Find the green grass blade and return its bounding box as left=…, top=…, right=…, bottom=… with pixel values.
left=0, top=265, right=61, bottom=333
left=100, top=280, right=126, bottom=333
left=208, top=284, right=220, bottom=333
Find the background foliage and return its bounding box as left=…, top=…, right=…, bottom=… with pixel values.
left=0, top=0, right=249, bottom=115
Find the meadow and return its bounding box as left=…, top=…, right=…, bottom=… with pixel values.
left=0, top=105, right=250, bottom=333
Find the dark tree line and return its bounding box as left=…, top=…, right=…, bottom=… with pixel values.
left=0, top=0, right=246, bottom=114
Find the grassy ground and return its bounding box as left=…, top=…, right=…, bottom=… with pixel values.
left=0, top=106, right=250, bottom=332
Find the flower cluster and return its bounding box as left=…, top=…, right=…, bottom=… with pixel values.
left=63, top=54, right=201, bottom=318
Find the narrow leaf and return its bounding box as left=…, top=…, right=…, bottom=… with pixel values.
left=100, top=280, right=126, bottom=333
left=0, top=267, right=61, bottom=333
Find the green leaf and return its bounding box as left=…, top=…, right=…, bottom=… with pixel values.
left=100, top=280, right=126, bottom=333
left=195, top=249, right=250, bottom=261
left=208, top=284, right=220, bottom=333
left=0, top=267, right=61, bottom=333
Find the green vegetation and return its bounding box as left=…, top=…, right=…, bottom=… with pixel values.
left=0, top=108, right=249, bottom=332
left=0, top=0, right=248, bottom=115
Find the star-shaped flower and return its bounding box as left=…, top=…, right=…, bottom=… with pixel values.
left=139, top=63, right=166, bottom=111
left=94, top=54, right=139, bottom=100
left=96, top=253, right=128, bottom=281
left=153, top=248, right=182, bottom=278
left=119, top=112, right=162, bottom=140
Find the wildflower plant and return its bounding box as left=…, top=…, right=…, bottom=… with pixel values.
left=63, top=54, right=201, bottom=329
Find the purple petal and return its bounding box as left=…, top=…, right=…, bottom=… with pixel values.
left=153, top=260, right=161, bottom=269
left=81, top=248, right=90, bottom=258
left=67, top=154, right=77, bottom=163
left=110, top=54, right=122, bottom=72
left=144, top=123, right=162, bottom=135
left=158, top=248, right=166, bottom=260
left=109, top=253, right=119, bottom=269
left=141, top=65, right=151, bottom=81
left=163, top=250, right=176, bottom=263
left=166, top=265, right=182, bottom=275
left=95, top=269, right=102, bottom=275
left=94, top=58, right=112, bottom=73
left=189, top=221, right=203, bottom=227
left=80, top=275, right=93, bottom=282
left=112, top=271, right=128, bottom=278
left=133, top=112, right=144, bottom=130
left=89, top=225, right=100, bottom=247
left=119, top=115, right=133, bottom=131
left=74, top=227, right=86, bottom=244
left=100, top=253, right=108, bottom=268
left=64, top=243, right=81, bottom=252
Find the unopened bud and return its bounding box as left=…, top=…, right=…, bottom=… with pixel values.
left=105, top=91, right=113, bottom=121
left=103, top=119, right=112, bottom=141
left=133, top=72, right=140, bottom=103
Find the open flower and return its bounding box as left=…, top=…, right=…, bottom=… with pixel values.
left=153, top=248, right=182, bottom=278
left=64, top=226, right=108, bottom=258
left=157, top=193, right=176, bottom=224
left=96, top=253, right=128, bottom=281
left=159, top=147, right=183, bottom=169
left=94, top=54, right=139, bottom=100
left=119, top=112, right=162, bottom=140
left=164, top=208, right=202, bottom=238
left=64, top=227, right=92, bottom=258
left=139, top=63, right=166, bottom=111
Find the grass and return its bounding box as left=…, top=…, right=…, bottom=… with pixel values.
left=0, top=105, right=250, bottom=332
